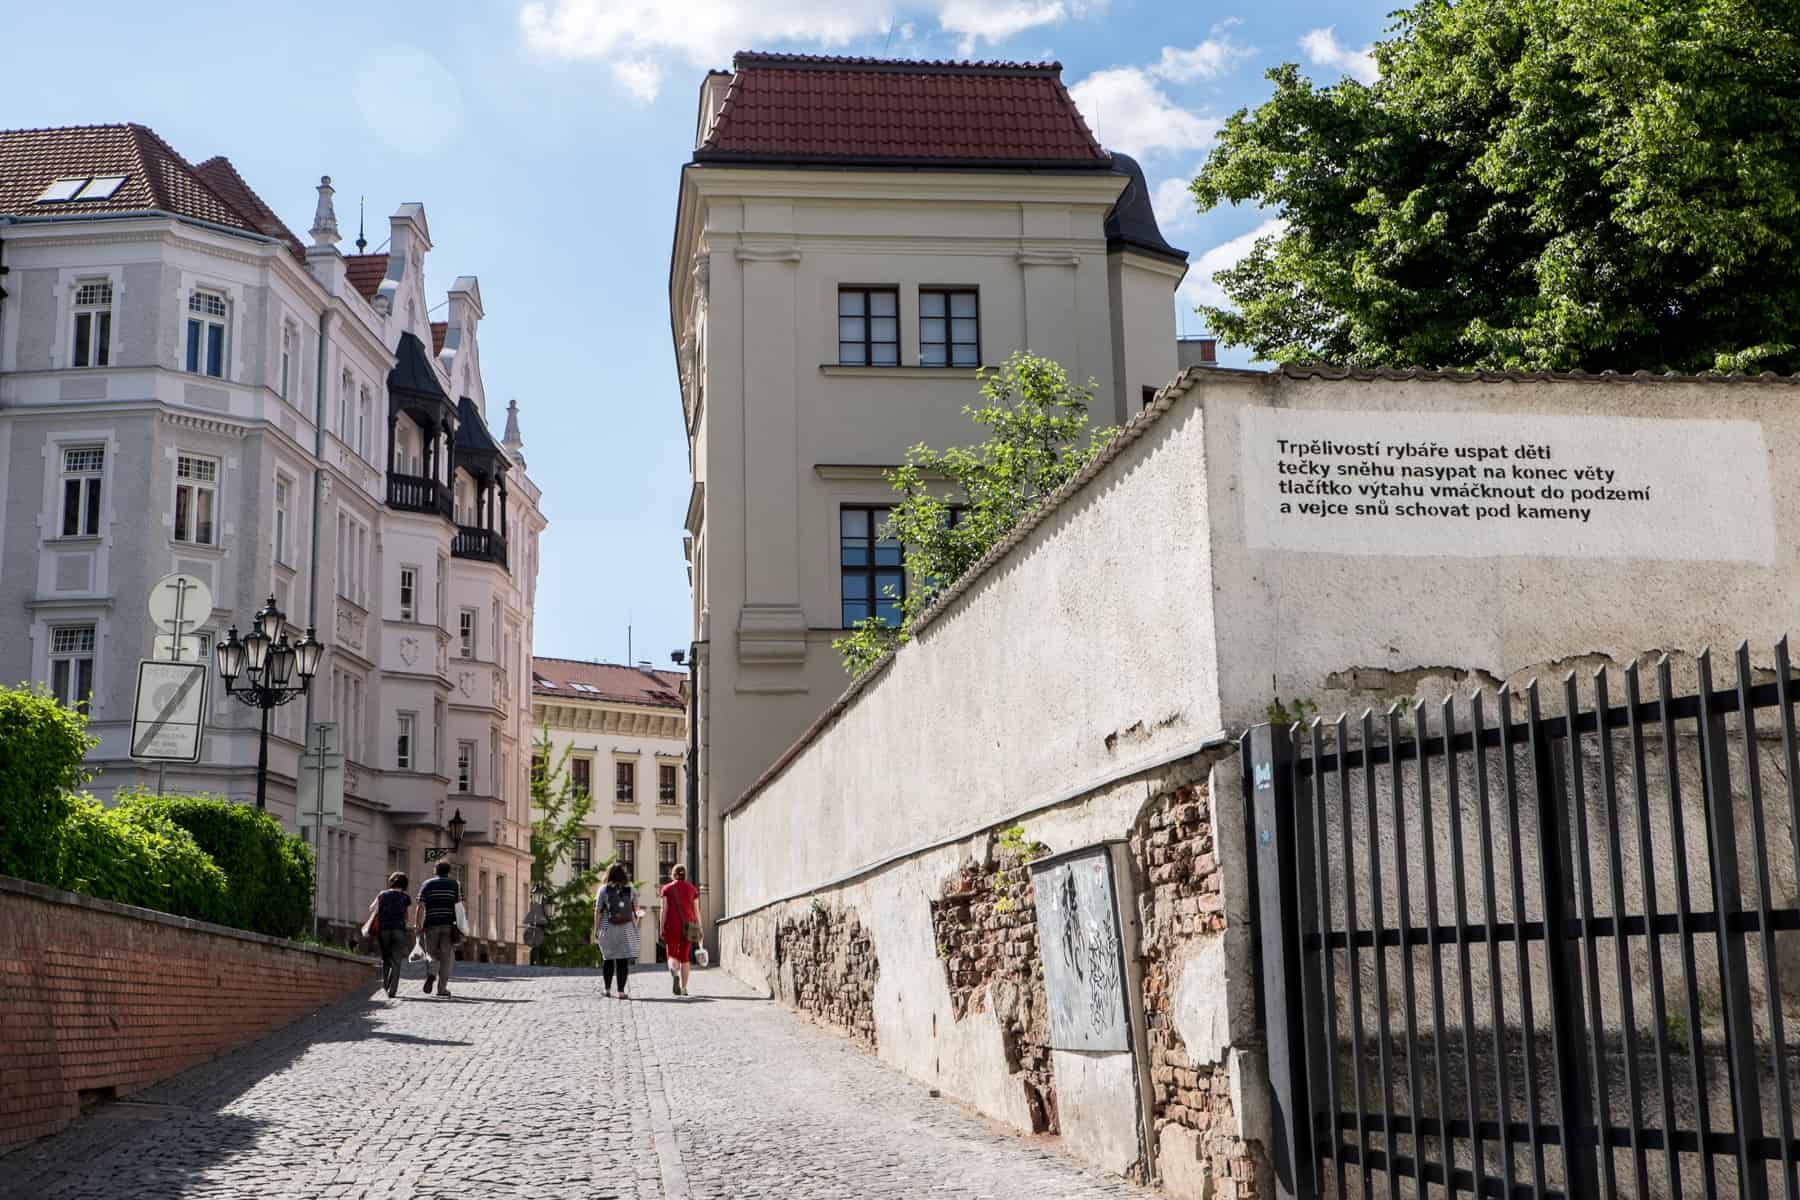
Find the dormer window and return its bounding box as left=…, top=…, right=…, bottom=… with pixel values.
left=186, top=290, right=227, bottom=378
left=71, top=279, right=112, bottom=368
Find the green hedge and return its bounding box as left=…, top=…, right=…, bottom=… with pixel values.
left=117, top=790, right=314, bottom=938
left=0, top=687, right=95, bottom=884
left=55, top=795, right=229, bottom=923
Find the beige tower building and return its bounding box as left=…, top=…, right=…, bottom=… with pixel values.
left=668, top=54, right=1189, bottom=917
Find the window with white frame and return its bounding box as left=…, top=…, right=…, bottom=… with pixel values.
left=339, top=370, right=352, bottom=443
left=399, top=567, right=417, bottom=622
left=173, top=455, right=218, bottom=546
left=457, top=740, right=474, bottom=792
left=614, top=759, right=636, bottom=804
left=185, top=290, right=227, bottom=377
left=459, top=608, right=476, bottom=659
left=280, top=324, right=294, bottom=399
left=433, top=702, right=444, bottom=775
left=336, top=515, right=368, bottom=605
left=274, top=476, right=292, bottom=566
left=357, top=386, right=370, bottom=457
left=58, top=446, right=104, bottom=538
left=396, top=713, right=415, bottom=771
left=658, top=762, right=679, bottom=805
left=71, top=278, right=112, bottom=368
left=49, top=625, right=96, bottom=708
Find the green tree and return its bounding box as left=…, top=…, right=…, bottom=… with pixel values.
left=833, top=352, right=1116, bottom=676
left=528, top=727, right=609, bottom=966
left=1189, top=0, right=1800, bottom=374
left=0, top=684, right=95, bottom=884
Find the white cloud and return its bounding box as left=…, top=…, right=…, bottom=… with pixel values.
left=1150, top=36, right=1250, bottom=83
left=1151, top=173, right=1201, bottom=233
left=517, top=1, right=1101, bottom=103
left=1068, top=67, right=1221, bottom=159
left=610, top=58, right=663, bottom=102
left=1179, top=218, right=1287, bottom=311
left=1299, top=26, right=1378, bottom=85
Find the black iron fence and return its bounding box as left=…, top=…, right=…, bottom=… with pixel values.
left=1247, top=642, right=1800, bottom=1200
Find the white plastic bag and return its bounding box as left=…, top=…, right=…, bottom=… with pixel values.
left=454, top=900, right=471, bottom=936
left=407, top=936, right=427, bottom=963
left=694, top=946, right=710, bottom=968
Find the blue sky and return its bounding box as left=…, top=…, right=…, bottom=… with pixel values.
left=9, top=0, right=1391, bottom=666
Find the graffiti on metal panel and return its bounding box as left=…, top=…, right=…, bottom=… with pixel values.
left=1032, top=849, right=1127, bottom=1052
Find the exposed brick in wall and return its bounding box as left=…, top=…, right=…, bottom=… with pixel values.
left=1129, top=780, right=1267, bottom=1199
left=930, top=844, right=1058, bottom=1134
left=775, top=903, right=879, bottom=1048
left=0, top=875, right=375, bottom=1150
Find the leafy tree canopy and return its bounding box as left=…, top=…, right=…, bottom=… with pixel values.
left=834, top=353, right=1115, bottom=676
left=1191, top=0, right=1800, bottom=374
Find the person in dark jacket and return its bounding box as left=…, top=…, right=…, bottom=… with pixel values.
left=414, top=862, right=462, bottom=997
left=366, top=873, right=412, bottom=998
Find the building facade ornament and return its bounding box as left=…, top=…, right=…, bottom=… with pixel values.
left=310, top=176, right=340, bottom=248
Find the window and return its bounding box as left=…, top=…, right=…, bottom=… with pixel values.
left=1142, top=385, right=1158, bottom=411
left=71, top=278, right=112, bottom=368
left=186, top=290, right=226, bottom=377
left=614, top=760, right=636, bottom=804
left=274, top=476, right=292, bottom=566
left=59, top=446, right=104, bottom=538
left=357, top=386, right=371, bottom=457
left=37, top=176, right=124, bottom=203
left=615, top=836, right=636, bottom=879
left=840, top=506, right=903, bottom=627
left=459, top=608, right=476, bottom=659
left=658, top=763, right=678, bottom=805
left=280, top=325, right=294, bottom=399
left=49, top=625, right=95, bottom=709
left=837, top=287, right=898, bottom=366
left=532, top=752, right=546, bottom=785
left=572, top=837, right=592, bottom=873
left=396, top=713, right=415, bottom=771
left=920, top=288, right=979, bottom=367
left=457, top=740, right=474, bottom=792
left=173, top=455, right=218, bottom=545
left=399, top=567, right=416, bottom=622
left=658, top=840, right=679, bottom=886
left=570, top=757, right=592, bottom=797
left=387, top=845, right=406, bottom=876
left=433, top=702, right=444, bottom=775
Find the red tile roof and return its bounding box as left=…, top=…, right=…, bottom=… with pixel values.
left=193, top=155, right=306, bottom=259
left=696, top=53, right=1110, bottom=167
left=531, top=657, right=687, bottom=710
left=0, top=124, right=260, bottom=230
left=430, top=321, right=448, bottom=356
left=345, top=253, right=388, bottom=301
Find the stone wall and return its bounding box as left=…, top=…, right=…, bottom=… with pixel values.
left=1130, top=778, right=1270, bottom=1199
left=775, top=902, right=879, bottom=1048
left=929, top=839, right=1058, bottom=1133
left=0, top=875, right=376, bottom=1150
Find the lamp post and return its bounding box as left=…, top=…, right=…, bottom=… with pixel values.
left=215, top=595, right=324, bottom=811
left=447, top=808, right=467, bottom=854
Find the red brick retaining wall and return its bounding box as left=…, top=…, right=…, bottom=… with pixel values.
left=0, top=874, right=375, bottom=1150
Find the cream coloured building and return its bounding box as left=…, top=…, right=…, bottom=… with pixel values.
left=530, top=657, right=689, bottom=959
left=668, top=54, right=1189, bottom=916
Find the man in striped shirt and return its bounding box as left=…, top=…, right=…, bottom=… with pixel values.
left=414, top=862, right=462, bottom=997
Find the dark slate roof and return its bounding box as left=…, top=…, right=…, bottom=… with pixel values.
left=695, top=53, right=1111, bottom=168
left=0, top=123, right=258, bottom=230
left=388, top=331, right=450, bottom=403
left=1103, top=152, right=1186, bottom=263
left=454, top=397, right=505, bottom=463
left=345, top=253, right=388, bottom=301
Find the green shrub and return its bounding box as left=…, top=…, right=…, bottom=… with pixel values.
left=0, top=685, right=96, bottom=885
left=56, top=795, right=228, bottom=923
left=116, top=790, right=313, bottom=938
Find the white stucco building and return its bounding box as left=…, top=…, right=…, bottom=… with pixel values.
left=668, top=54, right=1190, bottom=918
left=0, top=124, right=545, bottom=958
left=530, top=657, right=689, bottom=959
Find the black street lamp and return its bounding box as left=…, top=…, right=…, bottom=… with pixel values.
left=216, top=595, right=324, bottom=811
left=447, top=808, right=467, bottom=853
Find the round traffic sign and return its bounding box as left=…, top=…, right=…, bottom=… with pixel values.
left=148, top=573, right=214, bottom=634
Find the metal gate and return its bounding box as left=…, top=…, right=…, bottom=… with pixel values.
left=1247, top=643, right=1800, bottom=1200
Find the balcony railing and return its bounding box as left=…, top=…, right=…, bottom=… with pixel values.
left=452, top=525, right=508, bottom=567
left=386, top=472, right=452, bottom=519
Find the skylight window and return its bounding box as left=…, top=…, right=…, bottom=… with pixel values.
left=533, top=675, right=556, bottom=689
left=36, top=178, right=87, bottom=203
left=77, top=176, right=126, bottom=200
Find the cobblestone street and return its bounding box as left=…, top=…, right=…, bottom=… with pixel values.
left=1, top=964, right=1154, bottom=1200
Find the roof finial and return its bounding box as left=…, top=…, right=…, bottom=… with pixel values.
left=355, top=195, right=366, bottom=254
left=503, top=397, right=523, bottom=450
left=309, top=175, right=339, bottom=248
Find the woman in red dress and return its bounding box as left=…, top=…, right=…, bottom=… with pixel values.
left=659, top=863, right=701, bottom=997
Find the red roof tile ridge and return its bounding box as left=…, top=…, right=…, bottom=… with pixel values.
left=127, top=123, right=258, bottom=232
left=192, top=155, right=305, bottom=253
left=0, top=121, right=138, bottom=135
left=732, top=51, right=1063, bottom=73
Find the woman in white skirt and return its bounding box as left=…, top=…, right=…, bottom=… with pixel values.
left=591, top=861, right=642, bottom=998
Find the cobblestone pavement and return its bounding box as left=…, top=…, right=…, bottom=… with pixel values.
left=2, top=964, right=1155, bottom=1199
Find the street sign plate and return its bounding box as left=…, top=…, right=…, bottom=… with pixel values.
left=148, top=573, right=212, bottom=635
left=424, top=847, right=452, bottom=862
left=129, top=661, right=208, bottom=762
left=152, top=633, right=203, bottom=663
